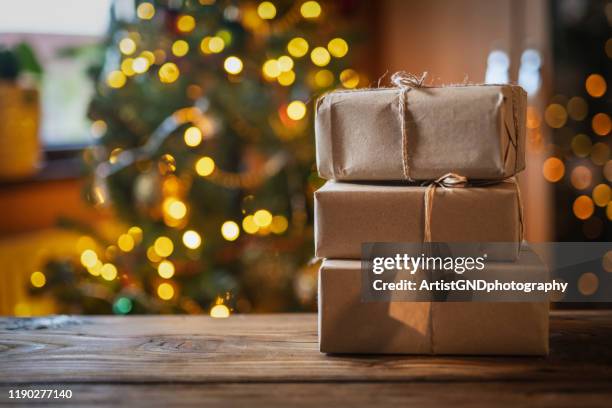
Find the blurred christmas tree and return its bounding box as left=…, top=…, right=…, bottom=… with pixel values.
left=34, top=0, right=365, bottom=315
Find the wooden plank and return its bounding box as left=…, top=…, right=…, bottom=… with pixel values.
left=0, top=382, right=611, bottom=408
left=0, top=311, right=611, bottom=384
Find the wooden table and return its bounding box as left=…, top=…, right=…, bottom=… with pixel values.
left=1, top=311, right=611, bottom=407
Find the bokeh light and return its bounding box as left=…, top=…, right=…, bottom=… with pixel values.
left=157, top=283, right=175, bottom=300
left=154, top=236, right=174, bottom=257
left=184, top=126, right=203, bottom=147
left=119, top=38, right=136, bottom=55
left=327, top=38, right=348, bottom=58
left=106, top=70, right=126, bottom=89
left=571, top=133, right=592, bottom=157
left=158, top=260, right=175, bottom=279
left=177, top=15, right=196, bottom=33
left=117, top=233, right=135, bottom=252
left=210, top=303, right=230, bottom=318
left=542, top=157, right=565, bottom=182
left=30, top=271, right=46, bottom=288
left=224, top=56, right=243, bottom=74
left=314, top=69, right=334, bottom=87
left=544, top=103, right=567, bottom=128
left=592, top=184, right=611, bottom=207
left=286, top=101, right=307, bottom=120
left=172, top=40, right=189, bottom=57
left=137, top=2, right=155, bottom=20
left=585, top=74, right=607, bottom=97
left=101, top=263, right=118, bottom=281
left=573, top=195, right=595, bottom=220
left=253, top=209, right=273, bottom=227
left=592, top=113, right=611, bottom=136
left=570, top=165, right=592, bottom=190
left=221, top=221, right=240, bottom=241
left=257, top=1, right=276, bottom=19
left=591, top=142, right=610, bottom=165
left=339, top=69, right=359, bottom=89
left=567, top=96, right=588, bottom=121
left=310, top=47, right=331, bottom=66
left=158, top=62, right=180, bottom=83
left=270, top=215, right=289, bottom=234
left=287, top=37, right=309, bottom=57
left=300, top=1, right=322, bottom=19
left=80, top=249, right=98, bottom=268
left=182, top=230, right=202, bottom=249
left=195, top=156, right=215, bottom=176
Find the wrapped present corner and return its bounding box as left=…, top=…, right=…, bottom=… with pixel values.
left=315, top=80, right=526, bottom=181
left=314, top=179, right=523, bottom=260
left=318, top=250, right=549, bottom=355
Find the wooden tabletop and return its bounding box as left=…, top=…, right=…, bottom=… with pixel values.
left=1, top=311, right=611, bottom=407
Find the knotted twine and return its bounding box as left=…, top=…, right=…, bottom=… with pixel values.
left=390, top=71, right=428, bottom=181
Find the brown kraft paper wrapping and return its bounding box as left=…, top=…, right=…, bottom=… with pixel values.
left=318, top=256, right=549, bottom=355
left=314, top=180, right=522, bottom=260
left=315, top=84, right=526, bottom=181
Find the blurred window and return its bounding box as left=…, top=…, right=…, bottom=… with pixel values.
left=0, top=0, right=112, bottom=146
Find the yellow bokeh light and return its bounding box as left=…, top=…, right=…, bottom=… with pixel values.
left=159, top=62, right=180, bottom=83
left=137, top=2, right=155, bottom=20
left=165, top=198, right=187, bottom=219
left=242, top=215, right=259, bottom=234
left=30, top=271, right=46, bottom=288
left=157, top=282, right=175, bottom=300
left=121, top=58, right=136, bottom=76
left=257, top=1, right=276, bottom=19
left=195, top=156, right=215, bottom=176
left=310, top=47, right=330, bottom=67
left=277, top=70, right=296, bottom=86
left=140, top=50, right=155, bottom=65
left=221, top=221, right=240, bottom=241
left=147, top=246, right=162, bottom=263
left=270, top=215, right=288, bottom=234
left=80, top=249, right=98, bottom=268
left=544, top=103, right=567, bottom=128
left=253, top=209, right=273, bottom=227
left=300, top=1, right=322, bottom=18
left=287, top=37, right=309, bottom=58
left=210, top=303, right=230, bottom=318
left=106, top=70, right=126, bottom=88
left=592, top=184, right=611, bottom=207
left=314, top=69, right=334, bottom=88
left=177, top=15, right=196, bottom=33
left=570, top=166, right=592, bottom=190
left=262, top=59, right=281, bottom=79
left=328, top=38, right=348, bottom=58
left=182, top=230, right=202, bottom=249
left=101, top=263, right=118, bottom=281
left=573, top=195, right=594, bottom=220
left=526, top=106, right=541, bottom=129
left=340, top=69, right=359, bottom=88
left=567, top=97, right=588, bottom=121
left=128, top=226, right=143, bottom=243
left=172, top=40, right=189, bottom=57
left=571, top=133, right=592, bottom=157
left=88, top=260, right=102, bottom=276
left=158, top=260, right=175, bottom=279
left=286, top=100, right=307, bottom=120
left=224, top=56, right=243, bottom=74
left=154, top=236, right=174, bottom=257
left=585, top=74, right=607, bottom=98
left=200, top=36, right=225, bottom=54
left=277, top=55, right=294, bottom=72
left=119, top=38, right=136, bottom=55
left=542, top=157, right=564, bottom=182
left=117, top=233, right=135, bottom=252
left=132, top=57, right=149, bottom=74
left=592, top=113, right=611, bottom=136
left=184, top=126, right=203, bottom=147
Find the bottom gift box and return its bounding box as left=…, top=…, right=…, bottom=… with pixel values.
left=318, top=257, right=549, bottom=355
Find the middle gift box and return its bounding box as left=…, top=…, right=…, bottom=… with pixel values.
left=314, top=180, right=522, bottom=260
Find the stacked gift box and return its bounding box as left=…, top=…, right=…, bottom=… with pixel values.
left=313, top=75, right=549, bottom=355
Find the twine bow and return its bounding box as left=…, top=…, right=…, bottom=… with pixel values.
left=391, top=71, right=428, bottom=181
left=423, top=173, right=468, bottom=243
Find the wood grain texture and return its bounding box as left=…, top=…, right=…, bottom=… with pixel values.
left=0, top=312, right=611, bottom=406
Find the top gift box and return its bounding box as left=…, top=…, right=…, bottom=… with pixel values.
left=315, top=75, right=527, bottom=181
